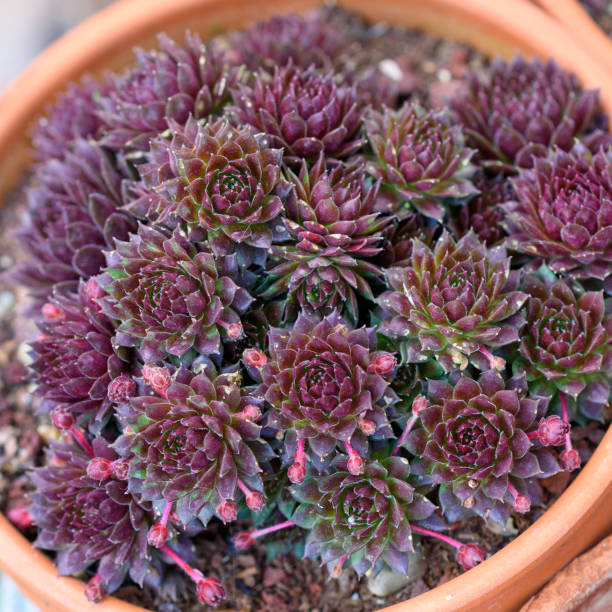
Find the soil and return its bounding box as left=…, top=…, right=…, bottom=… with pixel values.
left=0, top=4, right=608, bottom=612
left=580, top=0, right=612, bottom=36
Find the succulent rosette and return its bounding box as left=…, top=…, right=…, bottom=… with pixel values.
left=261, top=313, right=394, bottom=463
left=378, top=231, right=527, bottom=370
left=98, top=34, right=238, bottom=153
left=229, top=63, right=365, bottom=166
left=451, top=57, right=610, bottom=171
left=30, top=283, right=127, bottom=430
left=262, top=156, right=387, bottom=321
left=100, top=224, right=252, bottom=362
left=290, top=455, right=435, bottom=576
left=516, top=277, right=612, bottom=420
left=114, top=369, right=271, bottom=525
left=405, top=372, right=557, bottom=523
left=365, top=102, right=478, bottom=221
left=30, top=439, right=151, bottom=595
left=127, top=117, right=284, bottom=255
left=13, top=139, right=135, bottom=301
left=503, top=148, right=612, bottom=288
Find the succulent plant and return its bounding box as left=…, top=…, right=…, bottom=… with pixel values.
left=516, top=277, right=612, bottom=420
left=229, top=63, right=365, bottom=166
left=261, top=313, right=395, bottom=467
left=290, top=455, right=435, bottom=576
left=30, top=283, right=127, bottom=430
left=365, top=102, right=478, bottom=221
left=503, top=148, right=612, bottom=289
left=261, top=156, right=387, bottom=321
left=13, top=139, right=135, bottom=301
left=378, top=231, right=527, bottom=370
left=404, top=371, right=557, bottom=523
left=30, top=439, right=151, bottom=597
left=114, top=368, right=271, bottom=525
left=98, top=34, right=238, bottom=153
left=100, top=224, right=252, bottom=362
left=451, top=57, right=610, bottom=172
left=127, top=117, right=284, bottom=255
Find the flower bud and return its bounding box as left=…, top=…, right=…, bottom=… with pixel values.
left=50, top=406, right=75, bottom=430
left=216, top=500, right=238, bottom=523
left=560, top=448, right=581, bottom=471
left=41, top=302, right=64, bottom=321
left=142, top=364, right=171, bottom=396
left=225, top=322, right=243, bottom=339
left=196, top=577, right=225, bottom=607
left=84, top=278, right=105, bottom=311
left=243, top=348, right=267, bottom=368
left=246, top=491, right=265, bottom=512
left=368, top=352, right=397, bottom=376
left=233, top=530, right=255, bottom=551
left=513, top=493, right=531, bottom=513
left=537, top=415, right=569, bottom=446
left=84, top=575, right=105, bottom=603
left=412, top=394, right=428, bottom=415
left=457, top=543, right=487, bottom=570
left=86, top=457, right=113, bottom=480
left=7, top=505, right=34, bottom=530
left=147, top=523, right=168, bottom=548
left=347, top=453, right=365, bottom=476
left=241, top=404, right=261, bottom=421
left=288, top=460, right=306, bottom=484
left=111, top=458, right=130, bottom=480
left=358, top=418, right=376, bottom=436
left=107, top=374, right=136, bottom=403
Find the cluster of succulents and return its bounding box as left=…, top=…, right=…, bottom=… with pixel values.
left=12, top=8, right=612, bottom=609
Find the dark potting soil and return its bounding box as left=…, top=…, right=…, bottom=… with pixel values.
left=0, top=4, right=607, bottom=612
left=580, top=0, right=612, bottom=36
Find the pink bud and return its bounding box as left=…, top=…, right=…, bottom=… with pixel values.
left=7, top=505, right=34, bottom=530
left=226, top=322, right=243, bottom=339
left=246, top=491, right=265, bottom=512
left=347, top=453, right=365, bottom=476
left=513, top=493, right=531, bottom=513
left=107, top=374, right=136, bottom=403
left=196, top=577, right=225, bottom=607
left=537, top=415, right=569, bottom=446
left=457, top=543, right=487, bottom=570
left=288, top=460, right=306, bottom=484
left=50, top=406, right=75, bottom=430
left=368, top=352, right=397, bottom=376
left=142, top=364, right=171, bottom=396
left=86, top=457, right=113, bottom=481
left=147, top=523, right=168, bottom=548
left=84, top=575, right=105, bottom=603
left=233, top=530, right=255, bottom=551
left=111, top=458, right=129, bottom=480
left=241, top=404, right=261, bottom=421
left=359, top=418, right=376, bottom=436
left=84, top=278, right=105, bottom=311
left=560, top=448, right=581, bottom=472
left=216, top=500, right=238, bottom=523
left=41, top=302, right=64, bottom=321
left=412, top=394, right=428, bottom=415
left=243, top=348, right=267, bottom=368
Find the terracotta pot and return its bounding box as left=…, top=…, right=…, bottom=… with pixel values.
left=534, top=0, right=612, bottom=69
left=0, top=1, right=611, bottom=611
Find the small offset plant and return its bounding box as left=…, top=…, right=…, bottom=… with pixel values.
left=11, top=8, right=612, bottom=608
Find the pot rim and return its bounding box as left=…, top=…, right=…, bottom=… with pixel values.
left=0, top=1, right=610, bottom=612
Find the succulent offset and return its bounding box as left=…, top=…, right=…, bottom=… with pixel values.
left=10, top=8, right=611, bottom=609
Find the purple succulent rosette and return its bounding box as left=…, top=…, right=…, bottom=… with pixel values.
left=229, top=62, right=365, bottom=166
left=378, top=231, right=527, bottom=370
left=261, top=313, right=394, bottom=464
left=365, top=102, right=478, bottom=221
left=30, top=283, right=128, bottom=430
left=115, top=369, right=271, bottom=525
left=262, top=155, right=387, bottom=321
left=405, top=371, right=558, bottom=524
left=290, top=455, right=435, bottom=576
left=98, top=34, right=239, bottom=153
left=504, top=148, right=612, bottom=289
left=100, top=224, right=252, bottom=361
left=127, top=117, right=284, bottom=255
left=30, top=439, right=152, bottom=595
left=516, top=277, right=612, bottom=420
left=451, top=56, right=611, bottom=172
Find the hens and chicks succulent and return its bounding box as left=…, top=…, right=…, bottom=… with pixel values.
left=13, top=8, right=612, bottom=608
